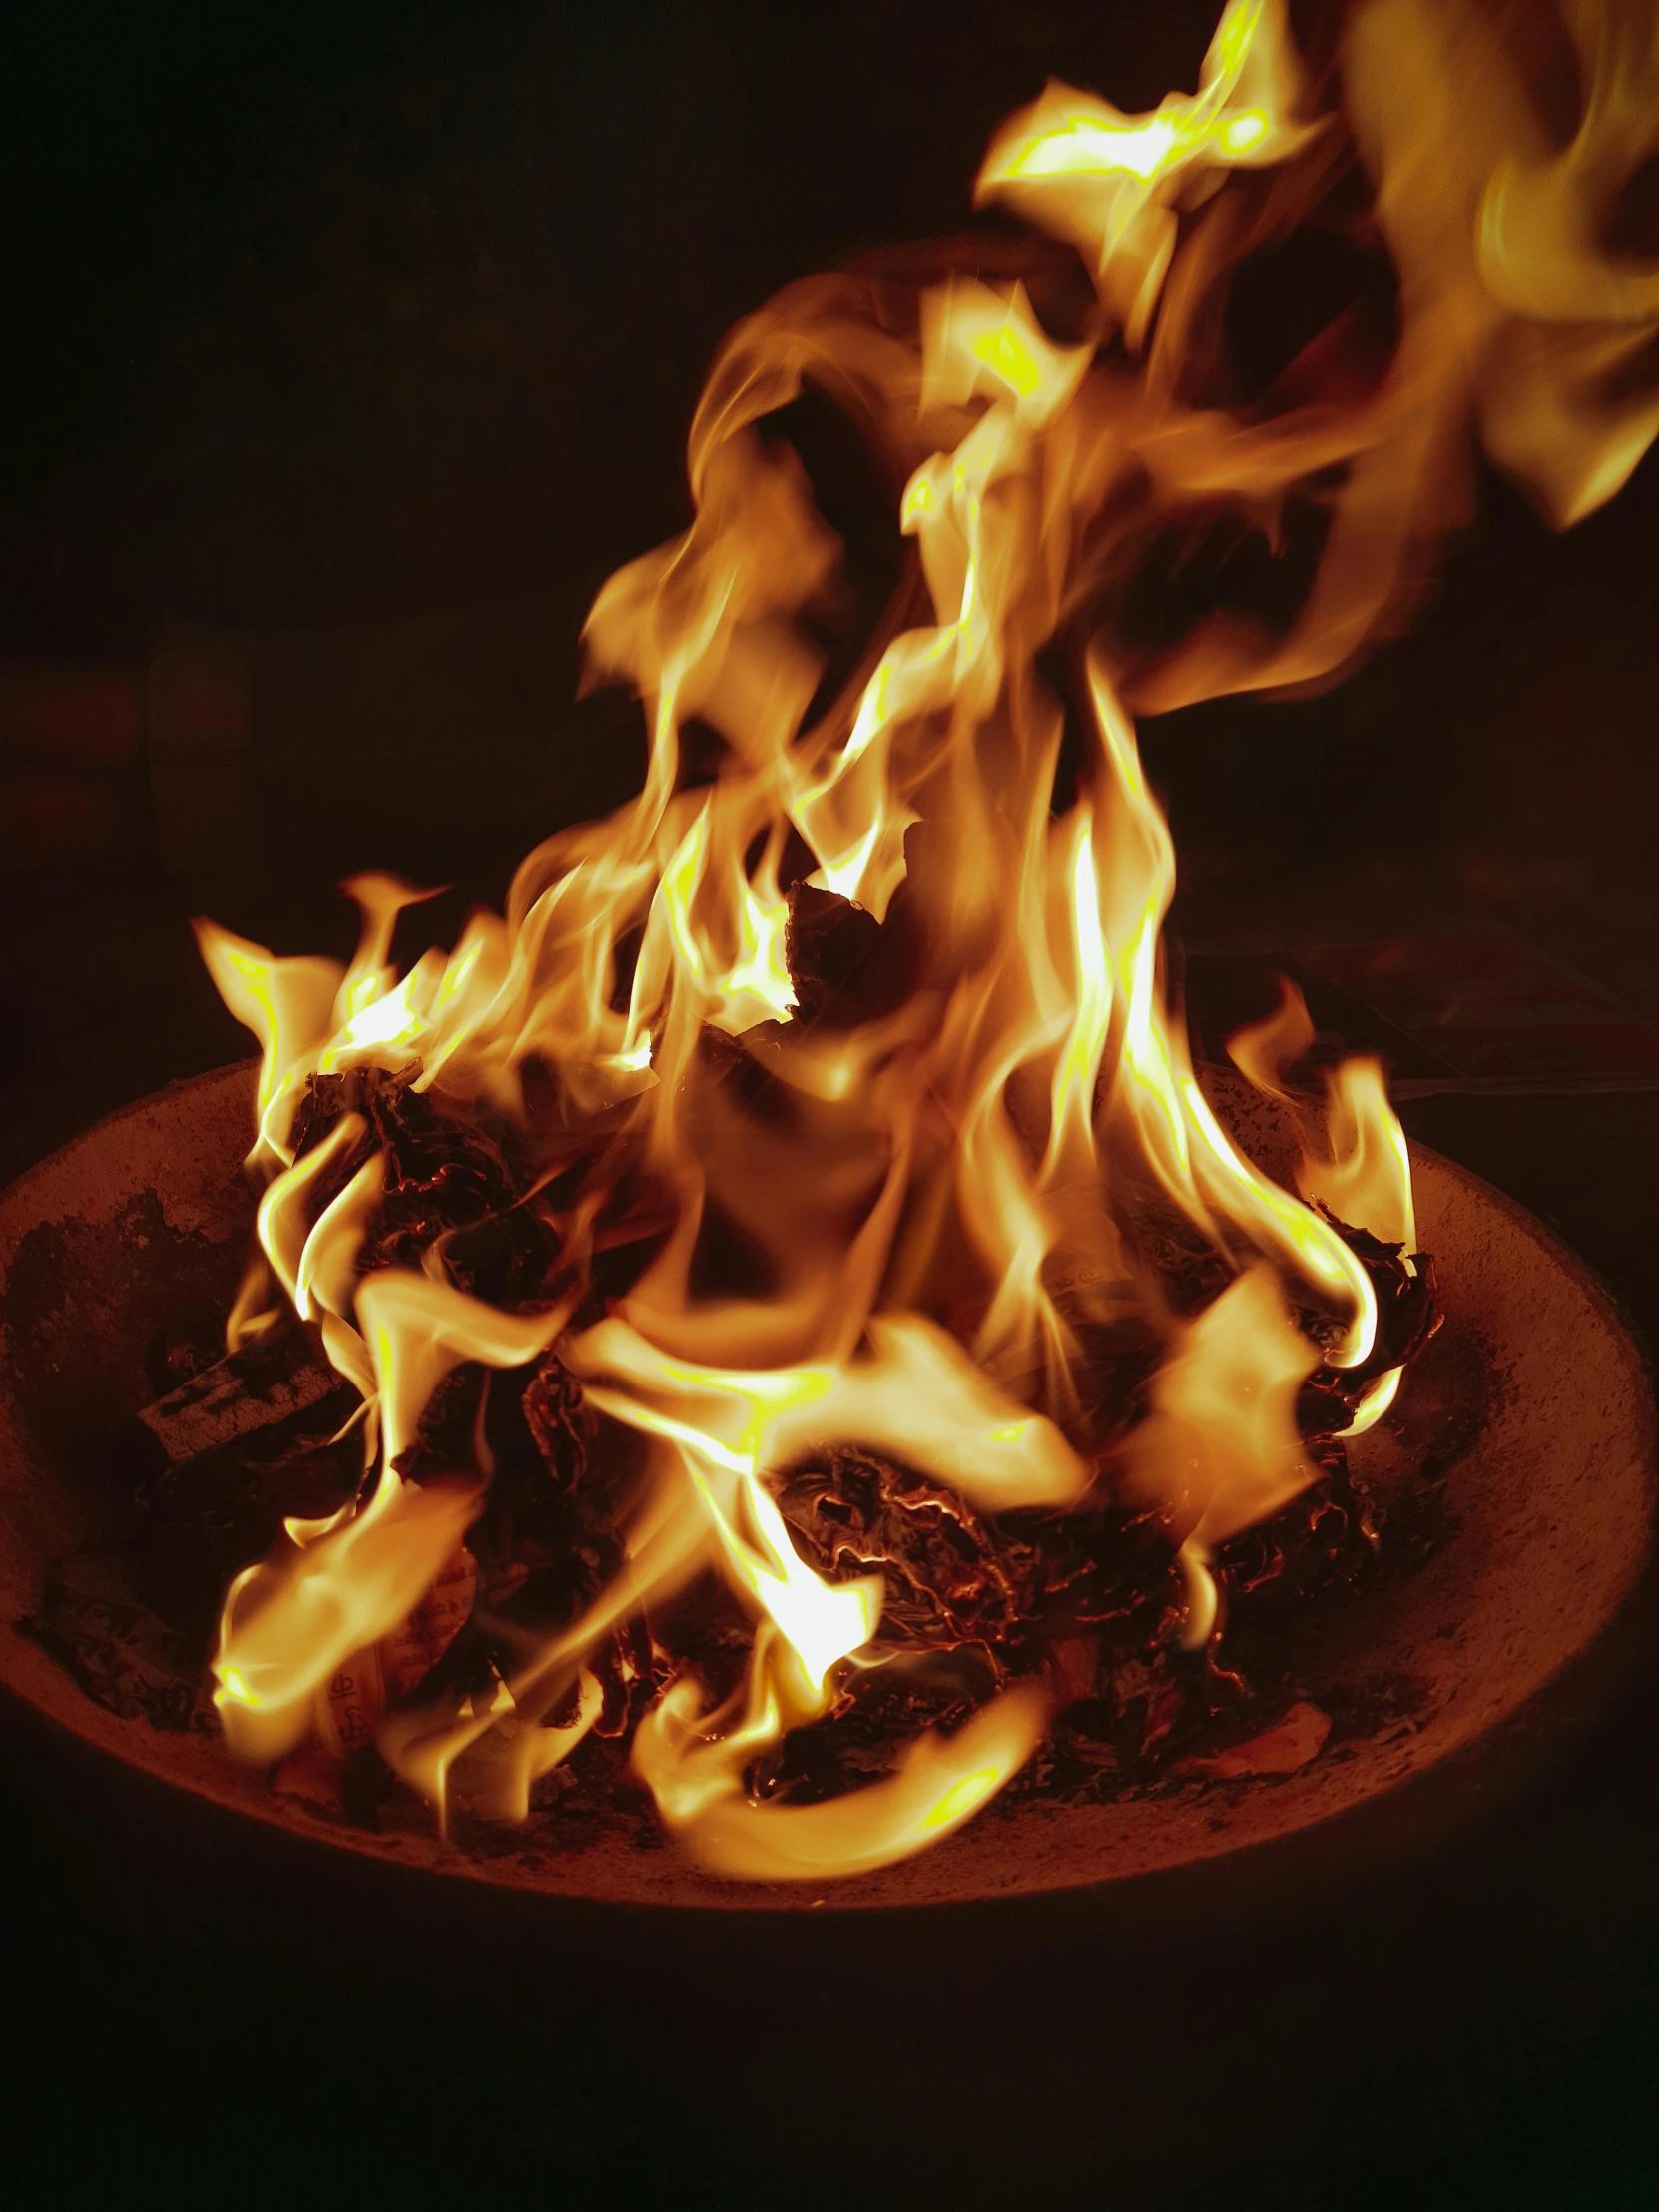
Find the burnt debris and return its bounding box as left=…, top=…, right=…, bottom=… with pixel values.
left=56, top=1058, right=1445, bottom=1834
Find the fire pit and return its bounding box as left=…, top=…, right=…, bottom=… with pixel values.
left=0, top=1061, right=1648, bottom=1908
left=4, top=0, right=1657, bottom=1908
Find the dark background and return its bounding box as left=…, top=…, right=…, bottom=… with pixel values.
left=2, top=2, right=1657, bottom=2201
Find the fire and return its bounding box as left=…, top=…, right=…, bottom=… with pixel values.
left=195, top=0, right=1657, bottom=1878
left=976, top=0, right=1319, bottom=351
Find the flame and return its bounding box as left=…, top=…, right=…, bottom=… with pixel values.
left=212, top=1277, right=570, bottom=1763
left=1230, top=980, right=1417, bottom=1253
left=193, top=0, right=1656, bottom=1878
left=633, top=1674, right=1048, bottom=1880
left=977, top=0, right=1319, bottom=351
left=564, top=1311, right=1090, bottom=1514
left=1355, top=0, right=1659, bottom=529
left=215, top=1478, right=482, bottom=1765
left=1309, top=1057, right=1416, bottom=1255
left=1225, top=977, right=1314, bottom=1103
left=1125, top=1265, right=1320, bottom=1553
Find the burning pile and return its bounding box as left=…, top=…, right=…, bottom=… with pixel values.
left=187, top=0, right=1658, bottom=1878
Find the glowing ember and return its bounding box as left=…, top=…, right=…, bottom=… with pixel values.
left=192, top=0, right=1658, bottom=1879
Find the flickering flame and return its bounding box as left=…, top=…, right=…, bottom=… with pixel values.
left=1124, top=1266, right=1320, bottom=1554
left=632, top=1673, right=1048, bottom=1879
left=977, top=0, right=1319, bottom=350
left=212, top=1278, right=570, bottom=1762
left=194, top=0, right=1657, bottom=1879
left=1227, top=978, right=1415, bottom=1254
left=1227, top=976, right=1420, bottom=1450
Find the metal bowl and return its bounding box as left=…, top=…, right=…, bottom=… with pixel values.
left=0, top=1063, right=1651, bottom=1909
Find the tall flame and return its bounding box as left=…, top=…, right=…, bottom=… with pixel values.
left=197, top=0, right=1657, bottom=1878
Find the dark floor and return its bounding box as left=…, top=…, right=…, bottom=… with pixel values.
left=4, top=3, right=1658, bottom=2201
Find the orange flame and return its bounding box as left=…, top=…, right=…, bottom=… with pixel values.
left=195, top=0, right=1657, bottom=1878
left=977, top=0, right=1319, bottom=350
